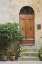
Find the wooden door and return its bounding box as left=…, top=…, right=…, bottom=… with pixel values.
left=26, top=15, right=34, bottom=38
left=19, top=14, right=35, bottom=44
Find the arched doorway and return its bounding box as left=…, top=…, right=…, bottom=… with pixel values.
left=19, top=6, right=35, bottom=44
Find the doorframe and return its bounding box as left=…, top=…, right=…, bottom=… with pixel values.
left=19, top=6, right=35, bottom=44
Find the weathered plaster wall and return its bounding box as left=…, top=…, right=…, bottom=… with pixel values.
left=0, top=0, right=42, bottom=49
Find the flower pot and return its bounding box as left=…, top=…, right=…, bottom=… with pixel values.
left=2, top=56, right=7, bottom=61
left=40, top=56, right=42, bottom=61
left=18, top=53, right=22, bottom=57
left=10, top=56, right=15, bottom=61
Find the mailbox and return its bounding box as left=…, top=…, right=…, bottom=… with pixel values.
left=37, top=24, right=41, bottom=29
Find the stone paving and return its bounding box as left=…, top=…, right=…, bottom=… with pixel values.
left=0, top=61, right=42, bottom=64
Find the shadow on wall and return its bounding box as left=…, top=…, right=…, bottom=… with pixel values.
left=10, top=39, right=19, bottom=50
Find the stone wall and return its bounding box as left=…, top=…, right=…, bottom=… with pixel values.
left=0, top=0, right=42, bottom=49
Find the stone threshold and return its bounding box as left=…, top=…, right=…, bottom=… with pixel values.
left=21, top=44, right=35, bottom=46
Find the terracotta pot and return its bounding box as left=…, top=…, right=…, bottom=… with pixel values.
left=40, top=56, right=42, bottom=61
left=2, top=56, right=7, bottom=61
left=18, top=53, right=22, bottom=57
left=10, top=56, right=15, bottom=61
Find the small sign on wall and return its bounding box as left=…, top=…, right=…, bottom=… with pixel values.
left=37, top=24, right=41, bottom=29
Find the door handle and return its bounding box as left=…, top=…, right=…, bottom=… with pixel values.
left=22, top=28, right=24, bottom=30
left=30, top=28, right=32, bottom=30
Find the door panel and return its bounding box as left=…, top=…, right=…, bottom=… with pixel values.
left=19, top=15, right=26, bottom=38
left=26, top=15, right=34, bottom=38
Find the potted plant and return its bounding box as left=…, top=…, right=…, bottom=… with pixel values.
left=0, top=22, right=23, bottom=59
left=17, top=44, right=23, bottom=57
left=1, top=50, right=8, bottom=61
left=5, top=45, right=11, bottom=59
left=38, top=46, right=42, bottom=61
left=10, top=50, right=16, bottom=61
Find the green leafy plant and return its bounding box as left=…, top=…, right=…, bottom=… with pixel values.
left=14, top=30, right=23, bottom=40
left=10, top=52, right=16, bottom=56
left=5, top=45, right=11, bottom=53
left=17, top=44, right=23, bottom=53
left=1, top=50, right=8, bottom=56
left=0, top=23, right=13, bottom=44
left=39, top=46, right=42, bottom=57
left=0, top=22, right=23, bottom=44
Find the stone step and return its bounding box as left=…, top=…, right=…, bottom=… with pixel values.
left=23, top=49, right=37, bottom=52
left=18, top=45, right=39, bottom=61
left=22, top=45, right=36, bottom=49
left=18, top=56, right=39, bottom=61
left=22, top=46, right=37, bottom=49
left=22, top=52, right=38, bottom=57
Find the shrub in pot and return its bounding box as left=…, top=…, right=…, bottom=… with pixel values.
left=17, top=44, right=23, bottom=57
left=10, top=50, right=16, bottom=61
left=1, top=50, right=8, bottom=61
left=38, top=46, right=42, bottom=61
